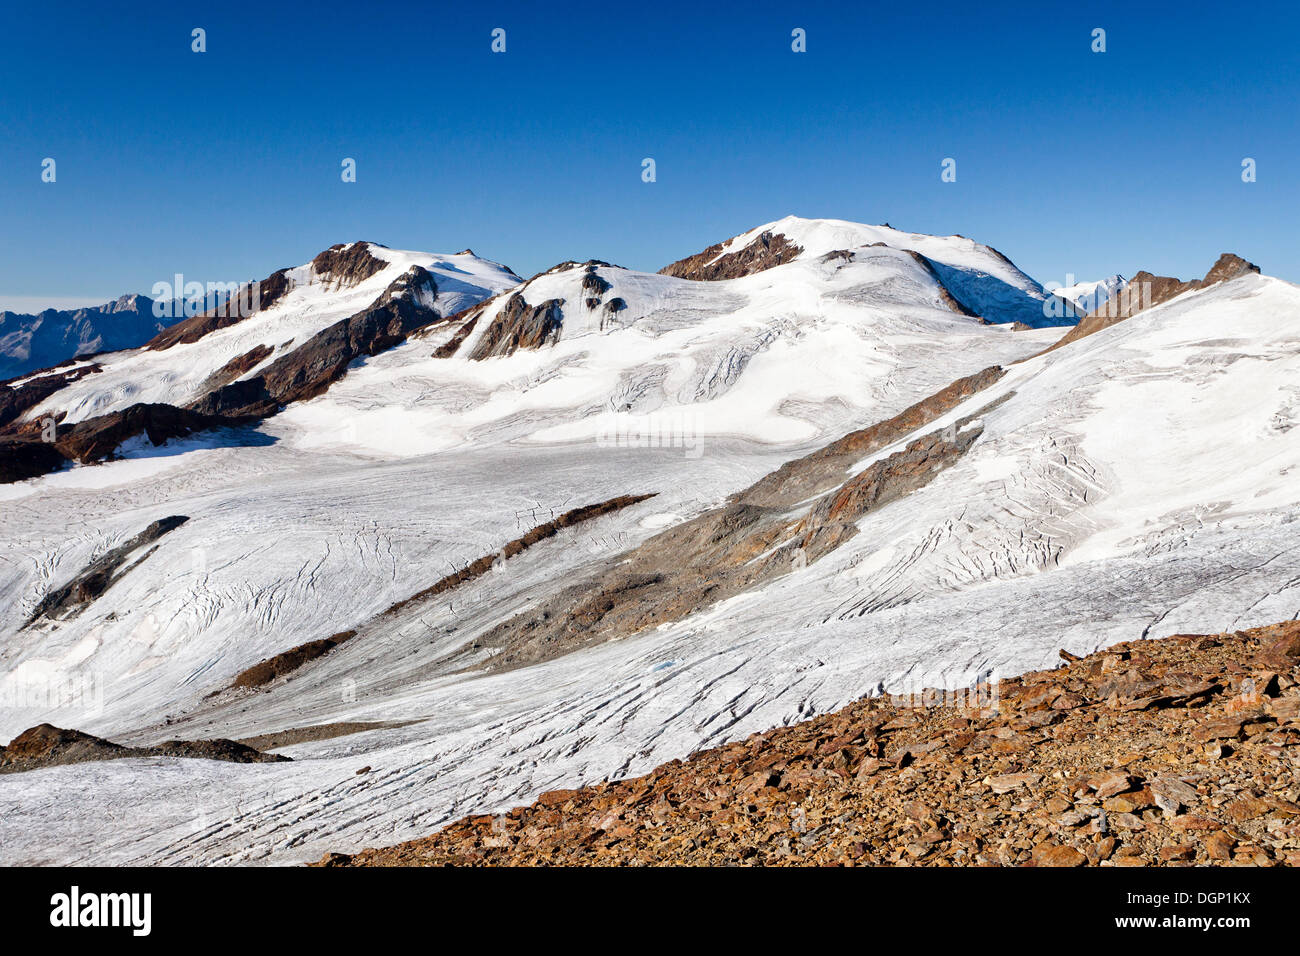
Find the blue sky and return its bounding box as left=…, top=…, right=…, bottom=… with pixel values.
left=1, top=0, right=1297, bottom=309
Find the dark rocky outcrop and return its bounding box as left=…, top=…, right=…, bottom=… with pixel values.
left=24, top=515, right=189, bottom=626
left=196, top=344, right=274, bottom=394
left=581, top=270, right=611, bottom=296
left=0, top=439, right=67, bottom=484
left=466, top=295, right=565, bottom=360
left=1, top=270, right=441, bottom=483
left=600, top=297, right=628, bottom=330
left=145, top=243, right=386, bottom=355
left=373, top=264, right=438, bottom=309
left=191, top=293, right=438, bottom=417
left=0, top=362, right=101, bottom=431
left=660, top=230, right=804, bottom=281
left=432, top=314, right=479, bottom=359
left=311, top=242, right=388, bottom=290
left=0, top=723, right=288, bottom=774
left=53, top=404, right=241, bottom=464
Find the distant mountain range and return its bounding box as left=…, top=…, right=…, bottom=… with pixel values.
left=0, top=294, right=176, bottom=381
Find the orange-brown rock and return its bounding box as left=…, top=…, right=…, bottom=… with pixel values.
left=659, top=230, right=803, bottom=281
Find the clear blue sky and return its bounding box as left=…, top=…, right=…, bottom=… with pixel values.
left=1, top=0, right=1297, bottom=309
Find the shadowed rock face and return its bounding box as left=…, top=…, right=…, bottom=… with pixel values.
left=374, top=264, right=438, bottom=310
left=0, top=400, right=262, bottom=484
left=24, top=515, right=189, bottom=626
left=53, top=404, right=239, bottom=463
left=1045, top=253, right=1261, bottom=354
left=0, top=723, right=288, bottom=774
left=659, top=230, right=804, bottom=281
left=467, top=294, right=565, bottom=359
left=0, top=362, right=101, bottom=432
left=458, top=368, right=1007, bottom=673
left=0, top=439, right=66, bottom=484
left=191, top=293, right=438, bottom=417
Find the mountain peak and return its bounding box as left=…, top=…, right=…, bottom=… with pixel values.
left=659, top=216, right=1062, bottom=327
left=1202, top=252, right=1260, bottom=286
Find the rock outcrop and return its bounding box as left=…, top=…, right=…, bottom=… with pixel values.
left=53, top=404, right=239, bottom=463
left=0, top=723, right=289, bottom=774
left=227, top=631, right=358, bottom=690
left=191, top=292, right=437, bottom=417
left=23, top=515, right=189, bottom=626
left=0, top=438, right=66, bottom=484
left=0, top=361, right=101, bottom=431
left=466, top=294, right=565, bottom=360
left=659, top=230, right=803, bottom=281
left=216, top=495, right=656, bottom=696
left=146, top=269, right=293, bottom=352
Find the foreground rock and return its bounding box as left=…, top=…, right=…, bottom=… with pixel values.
left=320, top=620, right=1300, bottom=866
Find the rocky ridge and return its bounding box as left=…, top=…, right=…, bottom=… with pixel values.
left=1045, top=253, right=1260, bottom=353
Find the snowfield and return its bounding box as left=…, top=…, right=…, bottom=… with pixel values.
left=1, top=220, right=1297, bottom=865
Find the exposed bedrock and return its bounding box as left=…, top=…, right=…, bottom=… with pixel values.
left=659, top=230, right=804, bottom=280
left=466, top=294, right=565, bottom=360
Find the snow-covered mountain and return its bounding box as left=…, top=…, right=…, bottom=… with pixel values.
left=26, top=243, right=520, bottom=428
left=274, top=230, right=1053, bottom=457
left=1049, top=274, right=1127, bottom=315
left=1, top=220, right=1297, bottom=866
left=0, top=242, right=522, bottom=483
left=660, top=215, right=1066, bottom=327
